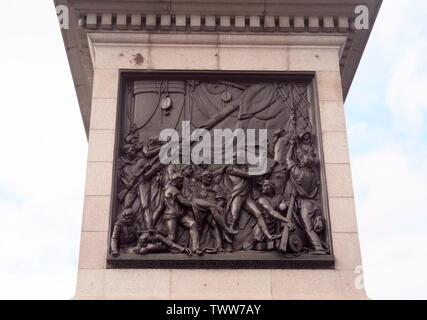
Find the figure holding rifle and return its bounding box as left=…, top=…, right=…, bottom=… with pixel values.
left=281, top=133, right=328, bottom=255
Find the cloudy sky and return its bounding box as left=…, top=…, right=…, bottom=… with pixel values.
left=0, top=1, right=426, bottom=300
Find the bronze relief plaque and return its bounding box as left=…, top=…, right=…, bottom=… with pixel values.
left=107, top=72, right=334, bottom=269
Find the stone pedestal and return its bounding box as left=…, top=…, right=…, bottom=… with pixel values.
left=55, top=0, right=382, bottom=300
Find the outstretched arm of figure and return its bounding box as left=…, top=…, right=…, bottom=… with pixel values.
left=143, top=145, right=162, bottom=158
left=228, top=166, right=265, bottom=178
left=143, top=162, right=167, bottom=181
left=132, top=158, right=152, bottom=178
left=120, top=175, right=133, bottom=188
left=285, top=140, right=297, bottom=170
left=258, top=197, right=294, bottom=227
left=210, top=166, right=227, bottom=177
left=284, top=127, right=295, bottom=144
left=227, top=167, right=255, bottom=179
left=176, top=194, right=193, bottom=208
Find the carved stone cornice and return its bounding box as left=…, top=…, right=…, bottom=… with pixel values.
left=80, top=13, right=351, bottom=34
left=54, top=0, right=382, bottom=137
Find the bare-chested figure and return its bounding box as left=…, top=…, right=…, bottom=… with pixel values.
left=244, top=180, right=295, bottom=250
left=226, top=163, right=281, bottom=242
left=155, top=173, right=203, bottom=255
left=190, top=166, right=238, bottom=234
left=191, top=169, right=237, bottom=251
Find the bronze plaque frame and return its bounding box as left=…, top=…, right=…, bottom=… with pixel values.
left=107, top=71, right=334, bottom=269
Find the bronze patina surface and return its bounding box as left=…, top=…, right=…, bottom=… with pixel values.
left=108, top=72, right=334, bottom=269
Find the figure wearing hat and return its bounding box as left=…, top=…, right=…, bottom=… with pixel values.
left=124, top=124, right=144, bottom=151
left=284, top=133, right=328, bottom=255
left=116, top=128, right=166, bottom=228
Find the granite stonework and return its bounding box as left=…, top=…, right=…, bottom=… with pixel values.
left=54, top=0, right=382, bottom=300
left=75, top=34, right=364, bottom=300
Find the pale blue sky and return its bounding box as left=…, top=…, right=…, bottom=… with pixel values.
left=0, top=0, right=426, bottom=299
left=346, top=0, right=427, bottom=299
